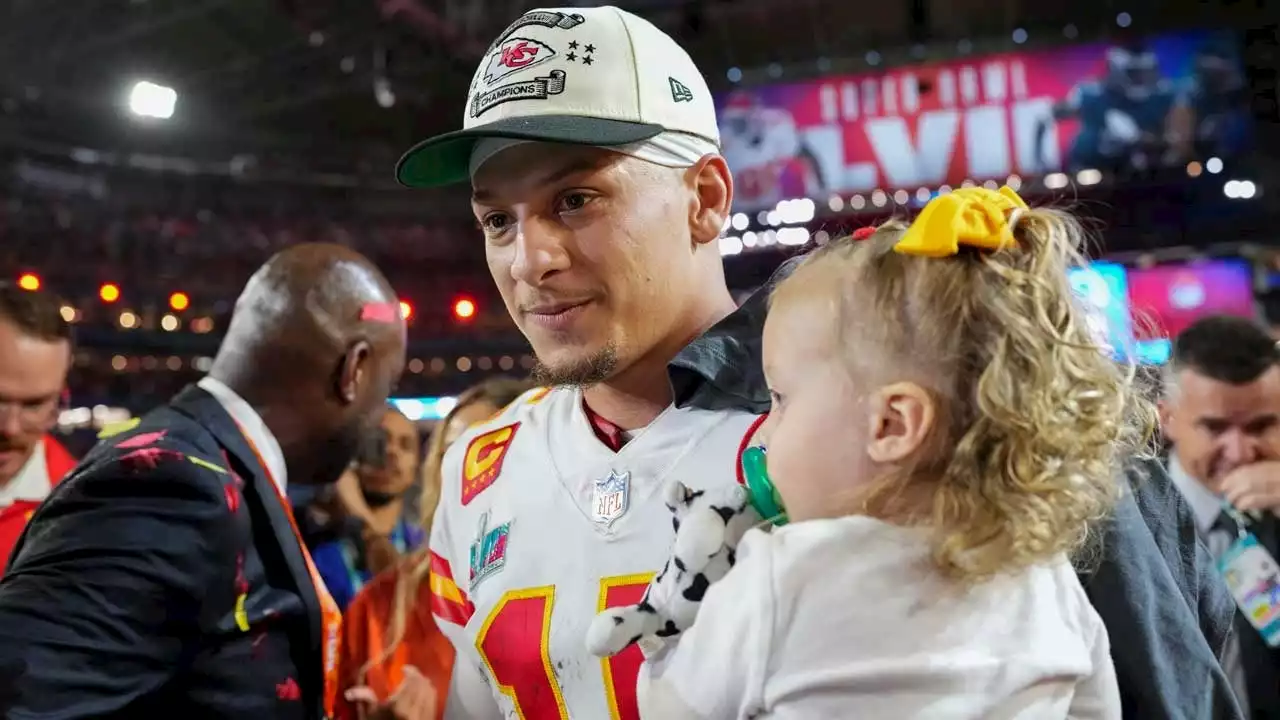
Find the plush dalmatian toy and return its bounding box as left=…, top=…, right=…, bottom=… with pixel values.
left=585, top=479, right=761, bottom=658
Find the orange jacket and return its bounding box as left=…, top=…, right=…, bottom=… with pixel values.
left=335, top=556, right=454, bottom=720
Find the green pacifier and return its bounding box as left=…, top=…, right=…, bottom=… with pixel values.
left=742, top=445, right=788, bottom=526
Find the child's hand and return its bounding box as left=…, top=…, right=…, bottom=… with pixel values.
left=585, top=481, right=760, bottom=658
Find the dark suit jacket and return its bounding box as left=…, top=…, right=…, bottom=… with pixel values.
left=0, top=386, right=329, bottom=719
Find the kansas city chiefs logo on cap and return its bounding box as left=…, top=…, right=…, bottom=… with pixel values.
left=483, top=37, right=556, bottom=85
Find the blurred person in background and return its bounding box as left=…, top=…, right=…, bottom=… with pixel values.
left=339, top=377, right=530, bottom=720
left=316, top=406, right=427, bottom=612
left=0, top=283, right=76, bottom=572
left=1037, top=41, right=1177, bottom=172
left=0, top=244, right=406, bottom=719
left=390, top=5, right=1235, bottom=720
left=1162, top=315, right=1280, bottom=718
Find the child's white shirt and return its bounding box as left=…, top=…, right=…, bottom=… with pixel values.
left=639, top=515, right=1120, bottom=720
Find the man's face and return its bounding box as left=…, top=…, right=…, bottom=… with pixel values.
left=1163, top=366, right=1280, bottom=491
left=359, top=410, right=419, bottom=497
left=0, top=320, right=70, bottom=483
left=471, top=144, right=697, bottom=386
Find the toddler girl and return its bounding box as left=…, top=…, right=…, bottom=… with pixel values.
left=639, top=187, right=1155, bottom=719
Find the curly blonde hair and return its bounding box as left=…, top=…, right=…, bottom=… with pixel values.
left=773, top=208, right=1158, bottom=583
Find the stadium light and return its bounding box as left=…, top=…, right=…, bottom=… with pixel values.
left=1224, top=180, right=1258, bottom=200
left=453, top=297, right=477, bottom=321
left=17, top=272, right=40, bottom=291
left=128, top=81, right=177, bottom=120
left=99, top=283, right=121, bottom=303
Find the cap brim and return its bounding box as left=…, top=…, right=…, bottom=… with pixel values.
left=395, top=115, right=666, bottom=188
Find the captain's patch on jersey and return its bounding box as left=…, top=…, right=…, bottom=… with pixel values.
left=461, top=422, right=520, bottom=505
left=469, top=511, right=511, bottom=592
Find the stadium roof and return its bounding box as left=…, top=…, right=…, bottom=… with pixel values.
left=0, top=0, right=912, bottom=174
left=0, top=0, right=1256, bottom=181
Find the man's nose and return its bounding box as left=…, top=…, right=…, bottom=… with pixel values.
left=510, top=217, right=571, bottom=286
left=0, top=406, right=23, bottom=439
left=1221, top=429, right=1260, bottom=465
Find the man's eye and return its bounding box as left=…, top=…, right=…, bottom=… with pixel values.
left=557, top=193, right=592, bottom=213
left=482, top=214, right=510, bottom=232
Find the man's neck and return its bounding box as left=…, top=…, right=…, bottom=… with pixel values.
left=0, top=445, right=38, bottom=494
left=583, top=290, right=737, bottom=429
left=367, top=499, right=405, bottom=535
left=208, top=371, right=302, bottom=469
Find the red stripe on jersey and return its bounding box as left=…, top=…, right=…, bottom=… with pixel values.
left=736, top=414, right=769, bottom=486
left=427, top=550, right=475, bottom=626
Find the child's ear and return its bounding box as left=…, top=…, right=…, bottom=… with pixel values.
left=865, top=382, right=936, bottom=463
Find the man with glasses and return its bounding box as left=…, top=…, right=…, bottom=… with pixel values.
left=0, top=283, right=76, bottom=571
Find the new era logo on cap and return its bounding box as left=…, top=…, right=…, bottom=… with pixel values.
left=669, top=77, right=693, bottom=103
left=394, top=5, right=719, bottom=188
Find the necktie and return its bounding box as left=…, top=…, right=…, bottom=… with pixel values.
left=1214, top=509, right=1242, bottom=540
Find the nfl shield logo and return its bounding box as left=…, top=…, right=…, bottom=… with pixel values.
left=592, top=470, right=631, bottom=525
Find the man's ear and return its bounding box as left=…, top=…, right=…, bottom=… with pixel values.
left=865, top=382, right=936, bottom=464
left=1158, top=399, right=1177, bottom=444
left=337, top=340, right=371, bottom=405
left=688, top=154, right=733, bottom=247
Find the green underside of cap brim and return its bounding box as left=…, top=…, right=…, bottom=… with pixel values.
left=395, top=115, right=667, bottom=188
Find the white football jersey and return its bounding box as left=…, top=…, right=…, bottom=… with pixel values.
left=428, top=386, right=763, bottom=720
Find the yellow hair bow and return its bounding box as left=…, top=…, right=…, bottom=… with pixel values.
left=893, top=186, right=1028, bottom=258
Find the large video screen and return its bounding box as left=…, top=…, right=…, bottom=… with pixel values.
left=1067, top=258, right=1257, bottom=364
left=1128, top=259, right=1258, bottom=341
left=716, top=30, right=1249, bottom=212
left=1069, top=261, right=1135, bottom=359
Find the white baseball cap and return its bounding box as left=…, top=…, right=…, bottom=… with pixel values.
left=395, top=5, right=719, bottom=188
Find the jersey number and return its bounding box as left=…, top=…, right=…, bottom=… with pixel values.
left=475, top=573, right=654, bottom=720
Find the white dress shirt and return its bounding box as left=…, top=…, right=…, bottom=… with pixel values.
left=0, top=440, right=50, bottom=508
left=197, top=376, right=288, bottom=493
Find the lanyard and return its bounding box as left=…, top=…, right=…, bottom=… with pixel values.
left=237, top=426, right=342, bottom=719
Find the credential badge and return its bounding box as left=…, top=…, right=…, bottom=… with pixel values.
left=592, top=470, right=631, bottom=525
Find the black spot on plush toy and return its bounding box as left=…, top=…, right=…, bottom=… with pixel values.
left=585, top=480, right=760, bottom=658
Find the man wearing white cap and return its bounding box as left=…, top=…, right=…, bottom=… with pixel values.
left=396, top=7, right=757, bottom=719
left=394, top=5, right=1239, bottom=720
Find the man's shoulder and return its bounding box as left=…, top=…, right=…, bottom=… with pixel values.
left=64, top=404, right=233, bottom=495
left=438, top=387, right=557, bottom=502
left=443, top=387, right=555, bottom=463
left=1081, top=459, right=1240, bottom=718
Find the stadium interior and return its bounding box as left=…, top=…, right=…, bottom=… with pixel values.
left=1, top=0, right=1277, bottom=448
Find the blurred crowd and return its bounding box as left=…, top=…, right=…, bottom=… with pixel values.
left=0, top=181, right=515, bottom=337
